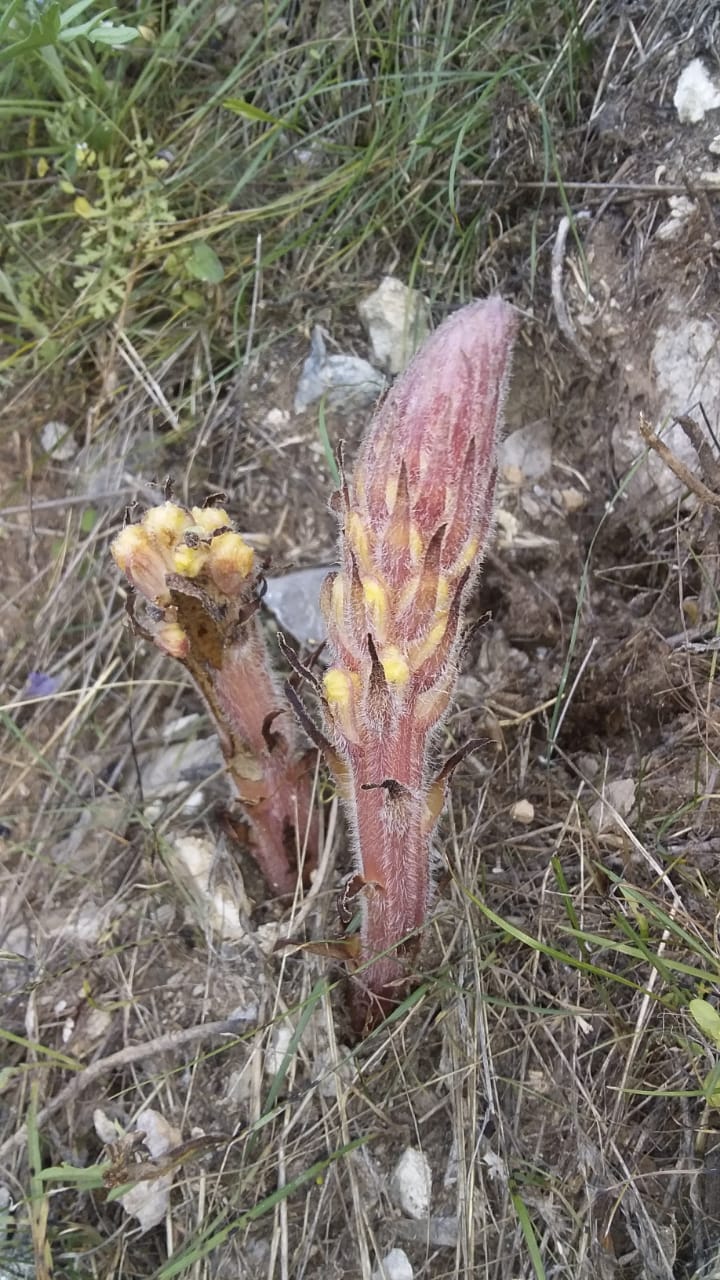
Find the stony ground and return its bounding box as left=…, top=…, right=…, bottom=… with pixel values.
left=3, top=7, right=720, bottom=1280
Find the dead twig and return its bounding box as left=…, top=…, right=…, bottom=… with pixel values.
left=550, top=211, right=600, bottom=374
left=674, top=414, right=720, bottom=493
left=0, top=1018, right=243, bottom=1165
left=638, top=415, right=720, bottom=510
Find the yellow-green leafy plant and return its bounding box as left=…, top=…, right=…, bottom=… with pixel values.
left=310, top=298, right=518, bottom=1030
left=112, top=499, right=317, bottom=895
left=67, top=133, right=177, bottom=319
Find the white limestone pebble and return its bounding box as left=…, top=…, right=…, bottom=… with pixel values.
left=674, top=59, right=720, bottom=124
left=391, top=1147, right=432, bottom=1219
left=372, top=1248, right=414, bottom=1280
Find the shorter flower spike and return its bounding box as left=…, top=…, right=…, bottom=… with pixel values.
left=112, top=501, right=317, bottom=895
left=316, top=297, right=518, bottom=1031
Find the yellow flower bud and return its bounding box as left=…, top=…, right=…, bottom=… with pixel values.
left=379, top=645, right=410, bottom=686
left=362, top=577, right=389, bottom=640
left=409, top=617, right=447, bottom=670
left=409, top=524, right=424, bottom=564
left=323, top=667, right=360, bottom=742
left=111, top=524, right=170, bottom=604
left=346, top=512, right=372, bottom=571
left=111, top=523, right=148, bottom=575
left=330, top=573, right=345, bottom=629
left=173, top=543, right=207, bottom=578
left=154, top=622, right=189, bottom=659
left=323, top=667, right=354, bottom=707
left=143, top=502, right=190, bottom=547
left=190, top=506, right=231, bottom=534
left=207, top=531, right=254, bottom=592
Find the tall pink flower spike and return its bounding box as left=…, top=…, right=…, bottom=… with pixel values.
left=316, top=298, right=517, bottom=1031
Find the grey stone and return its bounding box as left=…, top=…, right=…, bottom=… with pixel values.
left=358, top=276, right=431, bottom=374
left=264, top=565, right=334, bottom=647
left=294, top=326, right=385, bottom=414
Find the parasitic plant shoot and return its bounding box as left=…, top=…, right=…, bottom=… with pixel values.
left=315, top=298, right=517, bottom=1029
left=112, top=499, right=317, bottom=895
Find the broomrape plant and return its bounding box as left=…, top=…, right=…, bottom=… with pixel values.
left=310, top=298, right=517, bottom=1029
left=111, top=297, right=517, bottom=1032
left=112, top=499, right=317, bottom=895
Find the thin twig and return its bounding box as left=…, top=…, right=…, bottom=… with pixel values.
left=243, top=232, right=263, bottom=369
left=674, top=414, right=720, bottom=493
left=458, top=177, right=716, bottom=197
left=0, top=1018, right=243, bottom=1164
left=550, top=211, right=600, bottom=374
left=638, top=415, right=720, bottom=510
left=286, top=795, right=338, bottom=936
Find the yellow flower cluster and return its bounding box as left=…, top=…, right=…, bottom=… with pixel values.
left=111, top=502, right=254, bottom=606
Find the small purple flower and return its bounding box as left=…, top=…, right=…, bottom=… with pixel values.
left=25, top=671, right=59, bottom=698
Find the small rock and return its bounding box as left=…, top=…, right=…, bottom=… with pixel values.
left=93, top=1108, right=119, bottom=1145
left=225, top=1064, right=257, bottom=1108
left=372, top=1248, right=414, bottom=1280
left=500, top=420, right=552, bottom=482
left=255, top=920, right=284, bottom=955
left=674, top=59, right=720, bottom=124
left=264, top=566, right=334, bottom=647
left=558, top=485, right=587, bottom=513
left=358, top=276, right=431, bottom=374
left=2, top=922, right=33, bottom=962
left=118, top=1109, right=182, bottom=1233
left=391, top=1147, right=432, bottom=1220
left=655, top=196, right=697, bottom=242
left=710, top=134, right=720, bottom=156
left=653, top=316, right=720, bottom=450
left=57, top=902, right=114, bottom=945
left=228, top=1000, right=260, bottom=1024
left=165, top=834, right=250, bottom=938
left=141, top=733, right=224, bottom=815
left=520, top=492, right=542, bottom=520
left=576, top=753, right=601, bottom=781
left=511, top=799, right=534, bottom=825
left=482, top=1149, right=508, bottom=1182
left=69, top=1005, right=113, bottom=1056
left=294, top=326, right=385, bottom=414
left=40, top=420, right=78, bottom=461
left=613, top=311, right=720, bottom=514
left=393, top=1216, right=458, bottom=1248
left=588, top=778, right=636, bottom=834
left=263, top=407, right=290, bottom=429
